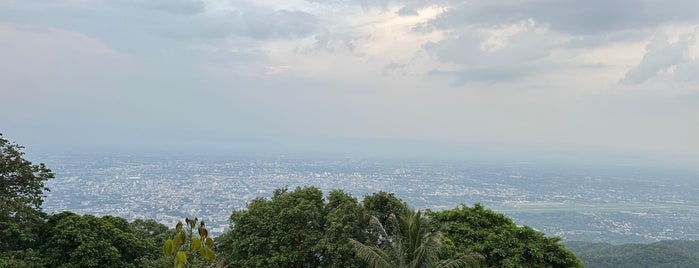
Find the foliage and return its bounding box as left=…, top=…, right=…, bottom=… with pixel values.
left=0, top=133, right=54, bottom=251
left=350, top=208, right=482, bottom=268
left=219, top=188, right=583, bottom=267
left=221, top=186, right=326, bottom=267
left=429, top=204, right=583, bottom=268
left=38, top=212, right=164, bottom=268
left=0, top=135, right=585, bottom=268
left=162, top=217, right=216, bottom=268
left=0, top=249, right=43, bottom=268
left=566, top=240, right=699, bottom=268
left=318, top=190, right=369, bottom=268
left=362, top=191, right=409, bottom=236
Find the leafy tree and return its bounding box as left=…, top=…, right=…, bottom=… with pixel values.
left=0, top=248, right=43, bottom=268
left=429, top=204, right=583, bottom=268
left=131, top=218, right=170, bottom=240
left=39, top=212, right=158, bottom=268
left=362, top=191, right=408, bottom=234
left=350, top=208, right=481, bottom=268
left=221, top=186, right=325, bottom=267
left=0, top=133, right=54, bottom=251
left=318, top=190, right=368, bottom=268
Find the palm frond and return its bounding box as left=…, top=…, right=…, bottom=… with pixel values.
left=349, top=238, right=394, bottom=268
left=436, top=253, right=485, bottom=268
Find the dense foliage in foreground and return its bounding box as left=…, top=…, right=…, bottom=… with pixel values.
left=217, top=186, right=583, bottom=268
left=0, top=188, right=583, bottom=268
left=1, top=134, right=583, bottom=267
left=567, top=240, right=699, bottom=268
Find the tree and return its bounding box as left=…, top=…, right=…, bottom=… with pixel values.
left=429, top=204, right=583, bottom=268
left=362, top=191, right=408, bottom=233
left=350, top=208, right=481, bottom=268
left=0, top=133, right=54, bottom=252
left=39, top=212, right=157, bottom=268
left=221, top=187, right=326, bottom=267
left=317, top=190, right=368, bottom=268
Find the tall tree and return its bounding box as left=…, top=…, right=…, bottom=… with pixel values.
left=0, top=133, right=54, bottom=251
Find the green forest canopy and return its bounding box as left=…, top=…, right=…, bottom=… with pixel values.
left=2, top=134, right=584, bottom=267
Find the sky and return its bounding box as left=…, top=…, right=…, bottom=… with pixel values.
left=1, top=0, right=698, bottom=165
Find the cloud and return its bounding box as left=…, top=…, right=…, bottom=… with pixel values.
left=417, top=0, right=699, bottom=35
left=1, top=0, right=698, bottom=162
left=430, top=68, right=529, bottom=85
left=622, top=34, right=697, bottom=84
left=422, top=19, right=556, bottom=83
left=231, top=9, right=320, bottom=39
left=396, top=6, right=419, bottom=16
left=111, top=0, right=207, bottom=15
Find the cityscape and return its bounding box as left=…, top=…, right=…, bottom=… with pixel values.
left=39, top=152, right=699, bottom=243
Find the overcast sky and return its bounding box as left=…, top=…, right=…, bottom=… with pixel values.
left=1, top=0, right=697, bottom=164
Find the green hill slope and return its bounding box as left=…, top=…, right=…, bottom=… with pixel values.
left=566, top=240, right=699, bottom=268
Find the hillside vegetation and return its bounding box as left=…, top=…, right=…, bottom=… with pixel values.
left=567, top=240, right=699, bottom=268
left=2, top=134, right=584, bottom=267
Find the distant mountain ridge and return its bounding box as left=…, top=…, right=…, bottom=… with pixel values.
left=566, top=240, right=699, bottom=268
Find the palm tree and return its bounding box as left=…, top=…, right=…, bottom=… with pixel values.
left=350, top=208, right=481, bottom=268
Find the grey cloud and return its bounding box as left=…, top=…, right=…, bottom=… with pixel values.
left=306, top=0, right=392, bottom=9
left=383, top=61, right=408, bottom=75
left=425, top=29, right=551, bottom=65
left=0, top=1, right=322, bottom=62
left=563, top=29, right=650, bottom=49
left=232, top=10, right=319, bottom=39
left=306, top=0, right=440, bottom=12
left=622, top=35, right=694, bottom=84
left=156, top=9, right=321, bottom=41
left=430, top=68, right=529, bottom=85
left=312, top=28, right=333, bottom=52
left=397, top=6, right=419, bottom=16
left=673, top=61, right=699, bottom=83
left=110, top=0, right=206, bottom=15
left=422, top=0, right=699, bottom=35
left=422, top=26, right=553, bottom=83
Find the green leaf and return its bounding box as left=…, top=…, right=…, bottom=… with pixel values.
left=203, top=247, right=216, bottom=261
left=174, top=231, right=186, bottom=248
left=163, top=239, right=174, bottom=256
left=205, top=237, right=214, bottom=248
left=175, top=251, right=187, bottom=268
left=192, top=237, right=200, bottom=252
